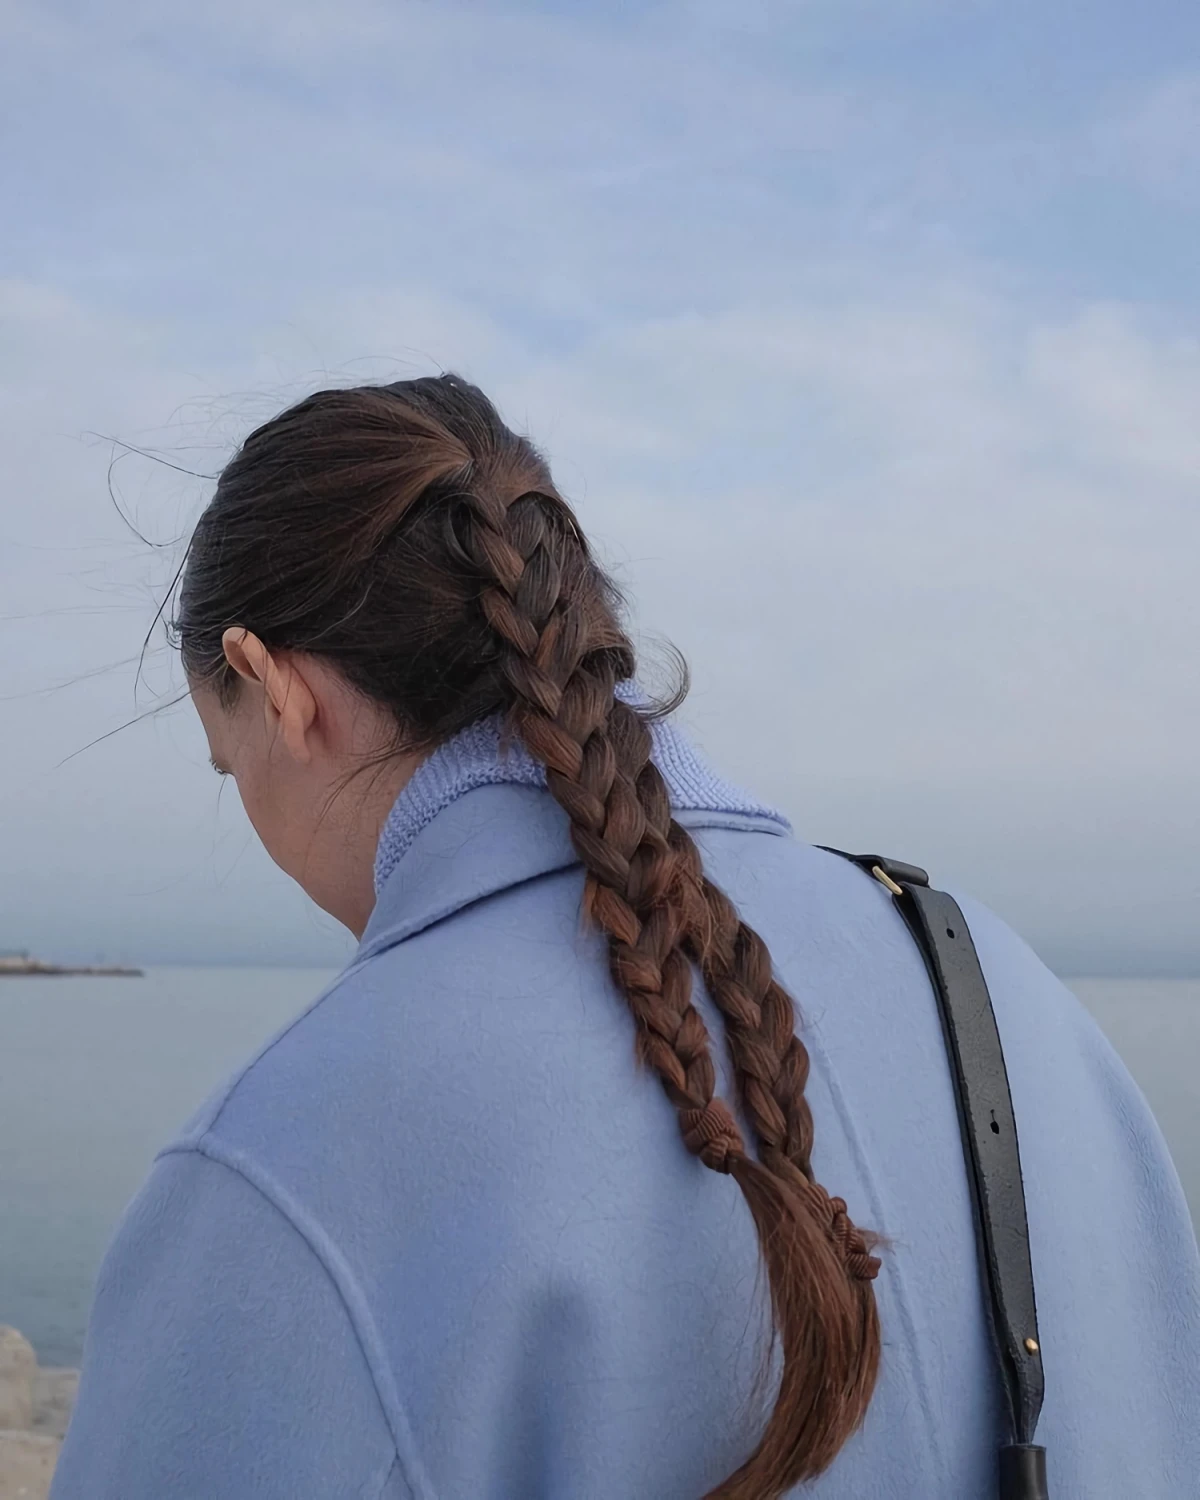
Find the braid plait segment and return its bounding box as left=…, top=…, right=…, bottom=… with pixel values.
left=668, top=830, right=882, bottom=1283
left=456, top=487, right=746, bottom=1176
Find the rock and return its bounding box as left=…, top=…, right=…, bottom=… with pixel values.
left=31, top=1373, right=76, bottom=1443
left=0, top=1332, right=35, bottom=1433
left=0, top=1430, right=60, bottom=1500
left=0, top=1336, right=76, bottom=1495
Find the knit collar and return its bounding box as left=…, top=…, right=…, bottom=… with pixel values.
left=374, top=705, right=789, bottom=896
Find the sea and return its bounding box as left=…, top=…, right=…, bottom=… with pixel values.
left=1, top=969, right=1197, bottom=1367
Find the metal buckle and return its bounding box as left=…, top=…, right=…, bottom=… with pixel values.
left=868, top=857, right=930, bottom=894
left=871, top=865, right=906, bottom=897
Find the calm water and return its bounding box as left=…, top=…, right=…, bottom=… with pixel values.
left=1, top=968, right=1196, bottom=1366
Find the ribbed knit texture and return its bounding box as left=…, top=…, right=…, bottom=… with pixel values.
left=374, top=702, right=789, bottom=895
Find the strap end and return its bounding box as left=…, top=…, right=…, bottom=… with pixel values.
left=999, top=1444, right=1049, bottom=1500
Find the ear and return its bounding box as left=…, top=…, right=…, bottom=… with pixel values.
left=222, top=628, right=317, bottom=766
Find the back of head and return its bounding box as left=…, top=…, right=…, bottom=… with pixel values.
left=177, top=374, right=882, bottom=1498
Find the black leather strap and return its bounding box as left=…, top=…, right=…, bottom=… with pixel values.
left=819, top=848, right=1048, bottom=1497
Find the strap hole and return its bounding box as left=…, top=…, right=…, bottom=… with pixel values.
left=946, top=926, right=956, bottom=938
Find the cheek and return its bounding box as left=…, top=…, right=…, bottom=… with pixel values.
left=229, top=764, right=267, bottom=831
left=193, top=687, right=305, bottom=879
left=230, top=762, right=284, bottom=858
left=230, top=757, right=307, bottom=880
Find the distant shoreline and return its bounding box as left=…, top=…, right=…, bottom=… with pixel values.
left=0, top=960, right=143, bottom=978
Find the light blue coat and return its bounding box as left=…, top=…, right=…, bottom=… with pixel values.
left=52, top=725, right=1200, bottom=1498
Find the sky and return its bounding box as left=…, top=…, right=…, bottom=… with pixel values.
left=2, top=0, right=1198, bottom=973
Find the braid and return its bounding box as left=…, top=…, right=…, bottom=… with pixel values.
left=458, top=483, right=881, bottom=1496
left=454, top=487, right=746, bottom=1170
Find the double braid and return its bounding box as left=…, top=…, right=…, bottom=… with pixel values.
left=452, top=475, right=881, bottom=1495
left=455, top=481, right=878, bottom=1283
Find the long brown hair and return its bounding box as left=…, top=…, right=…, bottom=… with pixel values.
left=176, top=375, right=881, bottom=1496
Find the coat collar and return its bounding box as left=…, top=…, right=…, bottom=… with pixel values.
left=372, top=702, right=787, bottom=896
left=357, top=783, right=789, bottom=964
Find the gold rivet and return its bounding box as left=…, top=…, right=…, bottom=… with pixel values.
left=1024, top=1337, right=1039, bottom=1355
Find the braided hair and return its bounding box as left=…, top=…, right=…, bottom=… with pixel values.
left=177, top=375, right=881, bottom=1498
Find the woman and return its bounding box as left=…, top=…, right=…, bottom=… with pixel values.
left=53, top=377, right=1199, bottom=1499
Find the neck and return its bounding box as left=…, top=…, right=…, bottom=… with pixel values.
left=297, top=754, right=424, bottom=937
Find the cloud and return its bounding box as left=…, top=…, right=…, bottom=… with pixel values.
left=1028, top=305, right=1200, bottom=482
left=1095, top=71, right=1200, bottom=203
left=1, top=0, right=1198, bottom=972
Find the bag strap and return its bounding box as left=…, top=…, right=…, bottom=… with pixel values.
left=818, top=848, right=1049, bottom=1500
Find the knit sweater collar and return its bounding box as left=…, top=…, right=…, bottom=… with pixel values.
left=373, top=705, right=789, bottom=896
